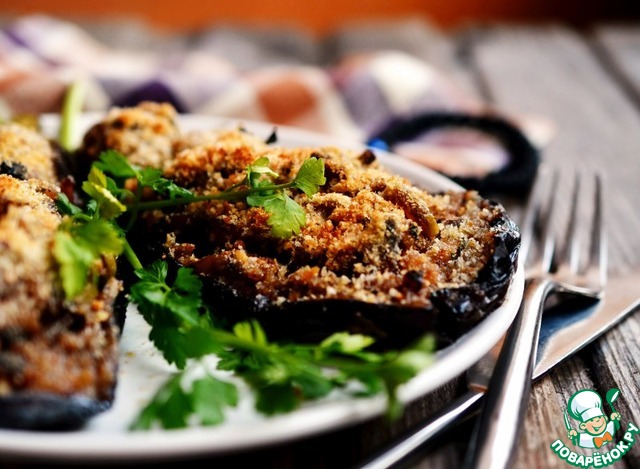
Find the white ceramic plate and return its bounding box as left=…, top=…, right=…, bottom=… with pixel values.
left=0, top=114, right=524, bottom=462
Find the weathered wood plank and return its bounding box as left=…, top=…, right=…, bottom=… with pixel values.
left=585, top=315, right=640, bottom=467
left=469, top=24, right=640, bottom=273
left=517, top=357, right=595, bottom=469
left=470, top=24, right=640, bottom=469
left=593, top=25, right=640, bottom=107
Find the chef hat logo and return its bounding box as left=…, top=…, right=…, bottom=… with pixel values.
left=568, top=390, right=605, bottom=422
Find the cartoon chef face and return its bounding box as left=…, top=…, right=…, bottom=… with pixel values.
left=581, top=415, right=609, bottom=436
left=568, top=390, right=608, bottom=435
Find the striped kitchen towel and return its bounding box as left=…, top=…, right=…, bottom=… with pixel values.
left=0, top=15, right=487, bottom=137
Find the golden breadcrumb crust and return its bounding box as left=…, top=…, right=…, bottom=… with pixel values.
left=0, top=123, right=59, bottom=184
left=148, top=129, right=499, bottom=308
left=0, top=175, right=120, bottom=400
left=80, top=101, right=179, bottom=169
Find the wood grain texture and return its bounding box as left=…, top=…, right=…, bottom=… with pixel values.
left=470, top=23, right=640, bottom=469
left=593, top=25, right=640, bottom=107
left=470, top=25, right=640, bottom=272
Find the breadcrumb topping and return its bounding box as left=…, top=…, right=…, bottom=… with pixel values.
left=0, top=123, right=59, bottom=184
left=80, top=101, right=179, bottom=169
left=149, top=129, right=500, bottom=309
left=0, top=175, right=119, bottom=400
left=0, top=175, right=60, bottom=328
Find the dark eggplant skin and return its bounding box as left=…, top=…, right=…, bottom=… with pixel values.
left=0, top=286, right=126, bottom=431
left=204, top=213, right=518, bottom=350
left=430, top=207, right=521, bottom=346
left=203, top=288, right=437, bottom=351
left=0, top=394, right=113, bottom=431
left=135, top=201, right=520, bottom=351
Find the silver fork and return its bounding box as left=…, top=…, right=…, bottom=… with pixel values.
left=464, top=165, right=606, bottom=469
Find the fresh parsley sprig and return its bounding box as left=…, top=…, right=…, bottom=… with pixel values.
left=94, top=150, right=193, bottom=202
left=53, top=149, right=325, bottom=299
left=127, top=260, right=435, bottom=428
left=124, top=154, right=326, bottom=238
left=53, top=194, right=126, bottom=299
left=131, top=369, right=239, bottom=430
left=92, top=150, right=325, bottom=239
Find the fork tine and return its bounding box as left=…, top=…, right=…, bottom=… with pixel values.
left=556, top=171, right=606, bottom=296
left=587, top=174, right=607, bottom=292
left=518, top=165, right=550, bottom=268
left=539, top=169, right=561, bottom=274
left=521, top=165, right=560, bottom=275
left=558, top=171, right=582, bottom=277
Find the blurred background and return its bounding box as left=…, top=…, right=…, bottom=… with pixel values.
left=0, top=0, right=638, bottom=190
left=1, top=0, right=639, bottom=34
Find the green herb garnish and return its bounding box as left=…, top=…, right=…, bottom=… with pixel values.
left=53, top=194, right=125, bottom=299
left=127, top=261, right=434, bottom=428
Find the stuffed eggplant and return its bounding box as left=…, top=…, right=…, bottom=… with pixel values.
left=165, top=135, right=515, bottom=349
left=81, top=104, right=519, bottom=351
left=0, top=123, right=122, bottom=430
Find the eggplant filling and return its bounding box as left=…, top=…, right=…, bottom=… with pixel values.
left=122, top=123, right=520, bottom=348
left=156, top=134, right=493, bottom=305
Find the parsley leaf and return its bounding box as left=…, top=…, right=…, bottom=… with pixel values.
left=191, top=373, right=239, bottom=426
left=81, top=167, right=127, bottom=219
left=245, top=156, right=323, bottom=237
left=251, top=191, right=306, bottom=238
left=94, top=149, right=138, bottom=179
left=128, top=261, right=435, bottom=424
left=131, top=374, right=190, bottom=430
left=55, top=192, right=82, bottom=216
left=130, top=371, right=238, bottom=430
left=292, top=157, right=326, bottom=197
left=348, top=335, right=435, bottom=418
left=130, top=261, right=215, bottom=369
left=216, top=322, right=271, bottom=372
left=227, top=321, right=336, bottom=406
left=246, top=157, right=279, bottom=188
left=320, top=332, right=376, bottom=354
left=53, top=217, right=124, bottom=298
left=95, top=150, right=194, bottom=201
left=138, top=167, right=194, bottom=200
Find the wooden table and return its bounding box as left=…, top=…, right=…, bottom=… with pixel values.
left=4, top=21, right=640, bottom=469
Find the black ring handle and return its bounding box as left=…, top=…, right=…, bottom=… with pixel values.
left=368, top=112, right=540, bottom=197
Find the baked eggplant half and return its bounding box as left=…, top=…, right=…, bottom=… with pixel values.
left=0, top=123, right=122, bottom=430
left=128, top=126, right=520, bottom=350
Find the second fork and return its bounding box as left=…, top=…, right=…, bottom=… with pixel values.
left=463, top=166, right=606, bottom=469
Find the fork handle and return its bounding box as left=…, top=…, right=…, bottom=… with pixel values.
left=357, top=391, right=484, bottom=469
left=464, top=278, right=552, bottom=469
